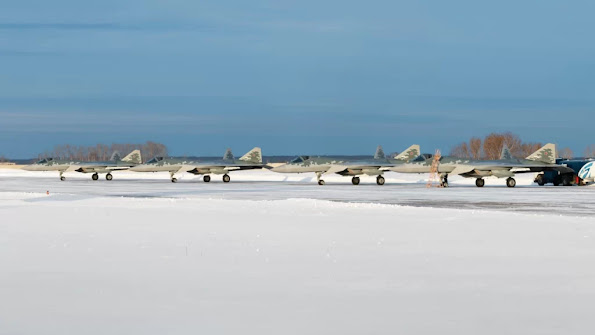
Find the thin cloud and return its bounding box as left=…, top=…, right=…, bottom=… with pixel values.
left=0, top=22, right=220, bottom=33
left=0, top=23, right=128, bottom=30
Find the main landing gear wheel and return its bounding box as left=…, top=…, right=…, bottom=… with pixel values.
left=475, top=178, right=485, bottom=187
left=203, top=175, right=211, bottom=183
left=536, top=174, right=545, bottom=186
left=352, top=177, right=360, bottom=185
left=92, top=173, right=99, bottom=181
left=60, top=176, right=65, bottom=181
left=222, top=174, right=231, bottom=183
left=506, top=177, right=516, bottom=188
left=376, top=176, right=385, bottom=185
left=171, top=177, right=178, bottom=183
left=106, top=174, right=113, bottom=181
left=318, top=180, right=325, bottom=186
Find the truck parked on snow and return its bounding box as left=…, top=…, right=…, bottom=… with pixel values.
left=534, top=158, right=595, bottom=186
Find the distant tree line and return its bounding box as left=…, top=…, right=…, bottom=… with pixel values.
left=449, top=132, right=578, bottom=160
left=584, top=145, right=595, bottom=158
left=37, top=141, right=168, bottom=162
left=0, top=155, right=8, bottom=162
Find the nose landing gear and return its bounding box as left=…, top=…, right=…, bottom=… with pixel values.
left=316, top=172, right=325, bottom=186
left=440, top=174, right=449, bottom=188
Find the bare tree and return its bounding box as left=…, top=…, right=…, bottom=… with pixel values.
left=450, top=142, right=470, bottom=158
left=584, top=145, right=595, bottom=158
left=451, top=133, right=547, bottom=160
left=560, top=147, right=574, bottom=159
left=483, top=133, right=505, bottom=160
left=519, top=142, right=543, bottom=157
left=469, top=137, right=482, bottom=159
left=37, top=142, right=168, bottom=162
left=502, top=132, right=522, bottom=157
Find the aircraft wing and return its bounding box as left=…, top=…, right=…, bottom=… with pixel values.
left=345, top=164, right=385, bottom=170
left=325, top=164, right=388, bottom=176
left=202, top=165, right=261, bottom=170
left=450, top=162, right=574, bottom=177
left=75, top=164, right=135, bottom=173
left=450, top=165, right=476, bottom=175
left=65, top=165, right=83, bottom=172
left=178, top=165, right=197, bottom=174
left=186, top=164, right=263, bottom=175
left=105, top=166, right=134, bottom=171
left=325, top=165, right=349, bottom=174
left=80, top=166, right=131, bottom=172
left=476, top=163, right=573, bottom=173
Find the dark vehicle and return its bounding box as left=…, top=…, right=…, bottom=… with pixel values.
left=534, top=158, right=595, bottom=186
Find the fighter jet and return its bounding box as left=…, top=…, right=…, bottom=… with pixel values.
left=129, top=147, right=263, bottom=183
left=23, top=150, right=142, bottom=181
left=389, top=143, right=574, bottom=187
left=270, top=145, right=420, bottom=185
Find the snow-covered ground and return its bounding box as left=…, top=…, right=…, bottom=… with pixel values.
left=2, top=168, right=594, bottom=216
left=1, top=168, right=595, bottom=334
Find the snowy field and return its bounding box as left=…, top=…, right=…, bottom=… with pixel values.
left=2, top=168, right=595, bottom=334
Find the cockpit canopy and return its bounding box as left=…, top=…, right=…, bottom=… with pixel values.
left=290, top=156, right=310, bottom=164
left=146, top=157, right=165, bottom=164
left=413, top=154, right=436, bottom=162
left=36, top=158, right=54, bottom=164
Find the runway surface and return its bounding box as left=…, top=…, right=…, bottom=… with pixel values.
left=2, top=169, right=594, bottom=217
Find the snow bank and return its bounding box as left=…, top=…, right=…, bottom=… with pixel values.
left=1, top=194, right=595, bottom=334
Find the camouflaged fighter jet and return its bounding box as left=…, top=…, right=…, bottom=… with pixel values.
left=270, top=145, right=420, bottom=185
left=23, top=150, right=142, bottom=181
left=389, top=143, right=574, bottom=188
left=129, top=147, right=263, bottom=183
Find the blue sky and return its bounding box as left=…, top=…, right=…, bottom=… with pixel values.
left=1, top=0, right=594, bottom=158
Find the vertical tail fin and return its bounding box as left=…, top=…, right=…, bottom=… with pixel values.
left=239, top=147, right=262, bottom=164
left=526, top=143, right=556, bottom=164
left=223, top=148, right=235, bottom=161
left=122, top=150, right=142, bottom=164
left=395, top=145, right=420, bottom=161
left=374, top=145, right=386, bottom=160
left=500, top=144, right=513, bottom=160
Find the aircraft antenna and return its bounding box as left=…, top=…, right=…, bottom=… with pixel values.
left=427, top=149, right=442, bottom=188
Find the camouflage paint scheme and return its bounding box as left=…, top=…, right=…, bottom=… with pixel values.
left=23, top=150, right=142, bottom=180
left=390, top=143, right=574, bottom=181
left=129, top=147, right=263, bottom=181
left=271, top=145, right=420, bottom=184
